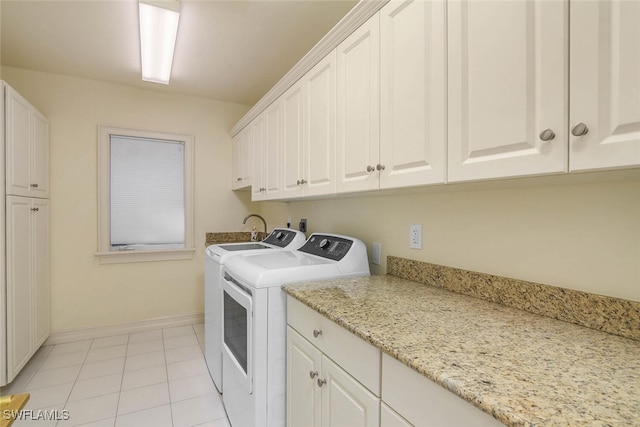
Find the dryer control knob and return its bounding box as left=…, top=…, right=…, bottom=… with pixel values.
left=319, top=238, right=331, bottom=249
left=276, top=231, right=284, bottom=240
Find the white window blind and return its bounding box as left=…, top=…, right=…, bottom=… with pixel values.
left=110, top=135, right=185, bottom=249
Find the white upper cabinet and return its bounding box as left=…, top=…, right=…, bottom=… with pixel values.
left=379, top=0, right=447, bottom=189
left=569, top=0, right=640, bottom=171
left=282, top=79, right=306, bottom=199
left=232, top=126, right=252, bottom=190
left=304, top=52, right=337, bottom=198
left=250, top=113, right=266, bottom=200
left=262, top=102, right=283, bottom=200
left=282, top=52, right=337, bottom=200
left=447, top=0, right=568, bottom=182
left=336, top=15, right=381, bottom=193
left=5, top=84, right=50, bottom=198
left=252, top=104, right=283, bottom=201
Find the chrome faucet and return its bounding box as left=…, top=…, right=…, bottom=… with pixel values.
left=242, top=214, right=267, bottom=233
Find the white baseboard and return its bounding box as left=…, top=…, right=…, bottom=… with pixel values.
left=44, top=313, right=204, bottom=345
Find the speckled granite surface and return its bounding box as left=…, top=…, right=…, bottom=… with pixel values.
left=387, top=256, right=640, bottom=341
left=284, top=276, right=640, bottom=427
left=205, top=231, right=267, bottom=246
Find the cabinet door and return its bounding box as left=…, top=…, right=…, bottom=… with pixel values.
left=321, top=356, right=380, bottom=427
left=5, top=86, right=32, bottom=197
left=282, top=80, right=305, bottom=199
left=380, top=0, right=446, bottom=188
left=336, top=15, right=380, bottom=193
left=6, top=196, right=34, bottom=382
left=305, top=51, right=337, bottom=197
left=33, top=198, right=50, bottom=347
left=31, top=109, right=50, bottom=198
left=251, top=114, right=266, bottom=200
left=287, top=327, right=322, bottom=427
left=569, top=0, right=640, bottom=171
left=381, top=403, right=413, bottom=427
left=263, top=102, right=282, bottom=200
left=448, top=0, right=568, bottom=182
left=232, top=127, right=251, bottom=190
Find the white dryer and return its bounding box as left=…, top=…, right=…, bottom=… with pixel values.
left=204, top=228, right=306, bottom=392
left=220, top=233, right=370, bottom=427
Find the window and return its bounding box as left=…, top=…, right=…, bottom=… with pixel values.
left=97, top=126, right=194, bottom=263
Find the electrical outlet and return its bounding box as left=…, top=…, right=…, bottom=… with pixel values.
left=371, top=242, right=382, bottom=265
left=409, top=224, right=422, bottom=249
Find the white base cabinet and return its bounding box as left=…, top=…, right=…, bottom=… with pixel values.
left=287, top=297, right=506, bottom=427
left=382, top=354, right=504, bottom=427
left=287, top=298, right=381, bottom=427
left=287, top=327, right=380, bottom=427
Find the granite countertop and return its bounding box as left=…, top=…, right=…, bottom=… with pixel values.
left=283, top=275, right=640, bottom=427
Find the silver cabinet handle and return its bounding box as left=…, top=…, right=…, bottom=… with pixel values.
left=313, top=329, right=322, bottom=338
left=376, top=164, right=385, bottom=171
left=571, top=122, right=589, bottom=137
left=539, top=129, right=556, bottom=142
left=317, top=378, right=326, bottom=387
left=236, top=178, right=242, bottom=182
left=296, top=180, right=301, bottom=185
left=309, top=371, right=318, bottom=379
left=366, top=165, right=375, bottom=173
left=31, top=183, right=39, bottom=188
left=30, top=207, right=40, bottom=212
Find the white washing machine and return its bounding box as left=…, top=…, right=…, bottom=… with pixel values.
left=204, top=228, right=306, bottom=393
left=220, top=233, right=370, bottom=427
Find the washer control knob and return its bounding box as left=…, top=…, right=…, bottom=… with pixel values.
left=276, top=231, right=284, bottom=240
left=319, top=239, right=330, bottom=249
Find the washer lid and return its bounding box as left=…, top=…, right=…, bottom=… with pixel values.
left=206, top=228, right=306, bottom=260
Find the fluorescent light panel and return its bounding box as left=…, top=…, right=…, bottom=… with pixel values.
left=139, top=0, right=180, bottom=84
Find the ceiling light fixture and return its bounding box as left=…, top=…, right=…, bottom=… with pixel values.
left=138, top=0, right=180, bottom=84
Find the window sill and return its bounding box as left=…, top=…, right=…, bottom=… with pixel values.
left=96, top=248, right=196, bottom=264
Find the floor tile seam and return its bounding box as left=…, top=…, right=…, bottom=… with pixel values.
left=114, top=402, right=171, bottom=423
left=59, top=346, right=121, bottom=424
left=162, top=329, right=177, bottom=427
left=116, top=378, right=171, bottom=417
left=60, top=391, right=120, bottom=426
left=120, top=377, right=168, bottom=393
left=23, top=350, right=87, bottom=394
left=90, top=334, right=130, bottom=351
left=18, top=380, right=76, bottom=407
left=66, top=372, right=125, bottom=404
left=168, top=389, right=218, bottom=405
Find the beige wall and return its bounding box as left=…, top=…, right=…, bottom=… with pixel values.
left=261, top=173, right=640, bottom=302
left=2, top=66, right=259, bottom=332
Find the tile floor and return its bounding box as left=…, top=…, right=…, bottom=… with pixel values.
left=1, top=323, right=231, bottom=427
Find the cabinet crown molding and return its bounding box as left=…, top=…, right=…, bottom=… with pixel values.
left=230, top=0, right=389, bottom=137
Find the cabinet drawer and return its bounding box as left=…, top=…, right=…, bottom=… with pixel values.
left=288, top=297, right=381, bottom=396
left=382, top=354, right=503, bottom=427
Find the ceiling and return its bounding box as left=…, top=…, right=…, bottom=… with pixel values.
left=0, top=0, right=357, bottom=106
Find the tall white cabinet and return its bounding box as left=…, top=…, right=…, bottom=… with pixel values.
left=1, top=81, right=50, bottom=386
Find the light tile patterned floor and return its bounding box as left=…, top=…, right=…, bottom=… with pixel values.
left=1, top=323, right=230, bottom=427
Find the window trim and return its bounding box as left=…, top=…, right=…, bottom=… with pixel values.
left=97, top=125, right=195, bottom=264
